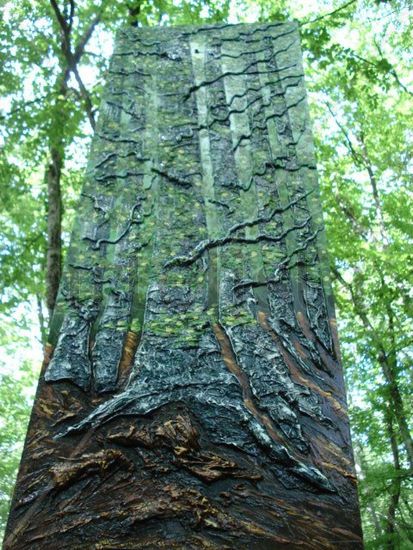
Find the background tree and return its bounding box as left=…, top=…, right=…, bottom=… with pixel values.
left=0, top=1, right=412, bottom=547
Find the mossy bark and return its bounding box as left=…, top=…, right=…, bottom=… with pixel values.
left=5, top=22, right=363, bottom=549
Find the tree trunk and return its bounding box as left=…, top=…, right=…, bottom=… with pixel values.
left=44, top=0, right=102, bottom=316
left=45, top=144, right=63, bottom=316
left=355, top=443, right=383, bottom=541
left=4, top=22, right=363, bottom=549
left=384, top=407, right=401, bottom=550
left=379, top=352, right=413, bottom=470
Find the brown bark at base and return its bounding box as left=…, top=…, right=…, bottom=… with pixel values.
left=4, top=351, right=362, bottom=550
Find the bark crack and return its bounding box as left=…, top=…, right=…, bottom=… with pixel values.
left=165, top=192, right=312, bottom=268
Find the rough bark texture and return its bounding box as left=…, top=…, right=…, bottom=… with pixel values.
left=5, top=22, right=363, bottom=549
left=45, top=144, right=63, bottom=316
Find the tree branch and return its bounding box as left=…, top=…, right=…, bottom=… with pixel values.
left=68, top=0, right=76, bottom=32
left=324, top=102, right=362, bottom=166
left=73, top=3, right=106, bottom=65
left=300, top=0, right=357, bottom=27
left=373, top=37, right=413, bottom=97
left=50, top=0, right=69, bottom=33
left=71, top=65, right=96, bottom=129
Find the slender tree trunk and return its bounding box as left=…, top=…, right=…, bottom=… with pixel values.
left=44, top=0, right=102, bottom=316
left=36, top=293, right=47, bottom=346
left=379, top=353, right=413, bottom=470
left=383, top=305, right=413, bottom=471
left=333, top=267, right=413, bottom=470
left=355, top=444, right=383, bottom=540
left=384, top=408, right=401, bottom=550
left=45, top=144, right=63, bottom=316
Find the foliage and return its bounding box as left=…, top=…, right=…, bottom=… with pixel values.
left=303, top=4, right=413, bottom=546
left=0, top=0, right=412, bottom=547
left=0, top=358, right=38, bottom=536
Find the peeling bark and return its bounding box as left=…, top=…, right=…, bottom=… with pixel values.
left=5, top=22, right=362, bottom=549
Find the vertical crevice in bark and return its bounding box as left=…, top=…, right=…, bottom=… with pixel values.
left=190, top=37, right=221, bottom=318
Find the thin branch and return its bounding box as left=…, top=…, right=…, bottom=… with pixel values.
left=73, top=4, right=106, bottom=64
left=50, top=0, right=104, bottom=130
left=68, top=0, right=75, bottom=32
left=334, top=192, right=370, bottom=240
left=358, top=131, right=387, bottom=241
left=71, top=65, right=96, bottom=129
left=300, top=0, right=357, bottom=27
left=388, top=68, right=413, bottom=97
left=324, top=102, right=362, bottom=166
left=331, top=265, right=379, bottom=339
left=0, top=93, right=54, bottom=121
left=373, top=37, right=413, bottom=97
left=50, top=0, right=70, bottom=33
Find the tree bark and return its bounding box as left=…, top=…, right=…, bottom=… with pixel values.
left=4, top=22, right=363, bottom=549
left=379, top=352, right=413, bottom=471
left=332, top=265, right=413, bottom=471
left=355, top=443, right=383, bottom=540
left=44, top=0, right=103, bottom=316
left=45, top=145, right=63, bottom=316
left=384, top=407, right=401, bottom=550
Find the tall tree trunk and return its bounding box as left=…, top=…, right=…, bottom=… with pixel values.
left=44, top=0, right=102, bottom=316
left=4, top=22, right=362, bottom=549
left=379, top=352, right=413, bottom=470
left=333, top=267, right=413, bottom=470
left=355, top=443, right=383, bottom=540
left=383, top=304, right=413, bottom=470
left=45, top=145, right=63, bottom=316
left=384, top=407, right=401, bottom=550
left=36, top=293, right=47, bottom=346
